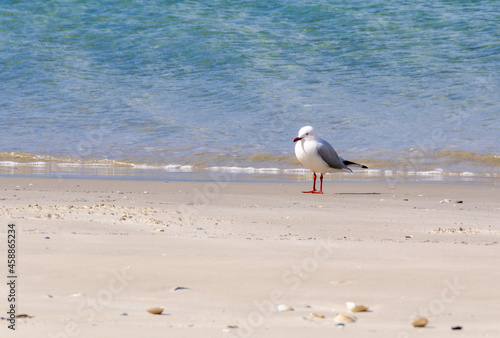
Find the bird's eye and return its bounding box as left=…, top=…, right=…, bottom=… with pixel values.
left=306, top=133, right=309, bottom=135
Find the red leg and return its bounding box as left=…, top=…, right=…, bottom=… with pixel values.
left=302, top=172, right=316, bottom=193
left=302, top=172, right=323, bottom=194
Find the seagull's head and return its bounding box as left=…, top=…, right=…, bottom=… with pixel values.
left=293, top=126, right=317, bottom=143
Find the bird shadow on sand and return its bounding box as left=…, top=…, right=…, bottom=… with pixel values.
left=334, top=192, right=382, bottom=195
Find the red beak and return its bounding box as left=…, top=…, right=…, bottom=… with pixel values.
left=293, top=137, right=301, bottom=143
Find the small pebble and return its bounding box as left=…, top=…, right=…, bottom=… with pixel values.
left=16, top=314, right=33, bottom=319
left=172, top=286, right=189, bottom=291
left=451, top=326, right=462, bottom=330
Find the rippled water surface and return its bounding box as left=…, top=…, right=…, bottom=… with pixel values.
left=1, top=1, right=499, bottom=180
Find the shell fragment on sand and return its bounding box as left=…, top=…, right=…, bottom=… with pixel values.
left=147, top=307, right=164, bottom=315
left=345, top=302, right=369, bottom=312
left=334, top=314, right=357, bottom=324
left=412, top=317, right=428, bottom=327
left=309, top=312, right=325, bottom=319
left=276, top=304, right=294, bottom=312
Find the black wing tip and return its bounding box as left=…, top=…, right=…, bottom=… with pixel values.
left=343, top=160, right=368, bottom=169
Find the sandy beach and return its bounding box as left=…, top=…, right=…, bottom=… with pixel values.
left=0, top=176, right=499, bottom=337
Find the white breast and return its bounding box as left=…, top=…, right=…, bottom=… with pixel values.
left=295, top=140, right=332, bottom=174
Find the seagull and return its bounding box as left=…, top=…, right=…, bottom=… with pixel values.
left=293, top=126, right=367, bottom=194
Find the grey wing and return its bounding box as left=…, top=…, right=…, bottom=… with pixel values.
left=317, top=140, right=352, bottom=172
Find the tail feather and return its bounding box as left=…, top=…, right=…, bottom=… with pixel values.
left=343, top=160, right=368, bottom=169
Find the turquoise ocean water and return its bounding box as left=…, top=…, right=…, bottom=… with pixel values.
left=1, top=1, right=499, bottom=182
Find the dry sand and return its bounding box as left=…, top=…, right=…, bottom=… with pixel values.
left=0, top=176, right=499, bottom=337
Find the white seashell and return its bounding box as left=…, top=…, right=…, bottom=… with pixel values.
left=334, top=313, right=357, bottom=324
left=411, top=317, right=428, bottom=327
left=147, top=307, right=164, bottom=315
left=276, top=304, right=294, bottom=312
left=346, top=302, right=369, bottom=312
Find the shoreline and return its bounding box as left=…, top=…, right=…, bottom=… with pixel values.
left=0, top=169, right=498, bottom=186
left=1, top=151, right=499, bottom=186
left=0, top=177, right=499, bottom=337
